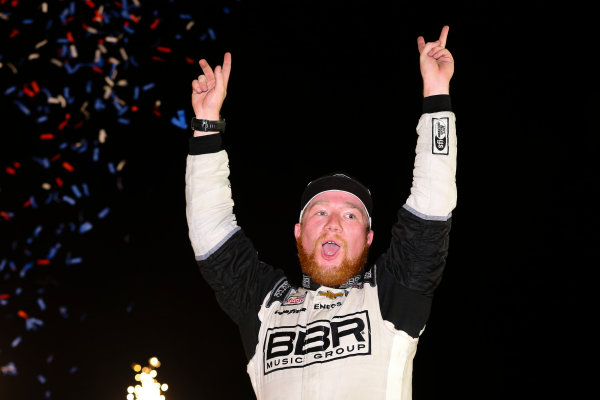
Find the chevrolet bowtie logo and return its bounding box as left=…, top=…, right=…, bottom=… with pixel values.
left=318, top=290, right=343, bottom=299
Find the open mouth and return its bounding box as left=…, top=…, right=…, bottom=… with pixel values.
left=321, top=240, right=341, bottom=259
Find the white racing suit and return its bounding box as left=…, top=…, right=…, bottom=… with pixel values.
left=185, top=95, right=457, bottom=399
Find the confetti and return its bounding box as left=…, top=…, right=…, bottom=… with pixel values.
left=0, top=0, right=239, bottom=395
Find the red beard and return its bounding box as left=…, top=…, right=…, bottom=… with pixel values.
left=296, top=233, right=370, bottom=287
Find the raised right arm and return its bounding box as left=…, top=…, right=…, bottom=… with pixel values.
left=185, top=55, right=286, bottom=359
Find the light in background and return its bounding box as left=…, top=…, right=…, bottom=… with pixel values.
left=126, top=357, right=168, bottom=400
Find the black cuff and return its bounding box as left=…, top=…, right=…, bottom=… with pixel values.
left=189, top=134, right=222, bottom=155
left=422, top=95, right=452, bottom=114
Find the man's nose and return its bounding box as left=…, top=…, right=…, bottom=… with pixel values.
left=325, top=215, right=342, bottom=231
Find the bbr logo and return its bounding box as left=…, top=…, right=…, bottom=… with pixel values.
left=263, top=311, right=371, bottom=374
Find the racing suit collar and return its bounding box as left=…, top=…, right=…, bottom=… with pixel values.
left=301, top=268, right=374, bottom=290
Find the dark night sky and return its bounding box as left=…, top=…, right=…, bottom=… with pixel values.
left=1, top=1, right=593, bottom=399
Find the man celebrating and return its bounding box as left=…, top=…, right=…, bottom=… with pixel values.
left=186, top=25, right=456, bottom=399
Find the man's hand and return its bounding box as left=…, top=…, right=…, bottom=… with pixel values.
left=191, top=52, right=231, bottom=136
left=417, top=26, right=454, bottom=97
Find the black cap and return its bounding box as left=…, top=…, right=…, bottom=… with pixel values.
left=299, top=173, right=372, bottom=227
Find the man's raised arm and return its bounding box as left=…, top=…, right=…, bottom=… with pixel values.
left=186, top=53, right=238, bottom=261
left=405, top=25, right=457, bottom=221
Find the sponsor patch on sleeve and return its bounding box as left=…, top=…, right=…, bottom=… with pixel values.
left=266, top=278, right=292, bottom=307
left=432, top=117, right=449, bottom=155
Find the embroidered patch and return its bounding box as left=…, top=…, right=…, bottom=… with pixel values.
left=432, top=117, right=449, bottom=155
left=283, top=294, right=306, bottom=306
left=266, top=279, right=292, bottom=307
left=318, top=290, right=344, bottom=300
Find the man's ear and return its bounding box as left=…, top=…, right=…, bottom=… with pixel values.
left=294, top=223, right=301, bottom=239
left=367, top=229, right=374, bottom=246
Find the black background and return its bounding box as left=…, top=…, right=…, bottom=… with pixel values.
left=1, top=0, right=593, bottom=399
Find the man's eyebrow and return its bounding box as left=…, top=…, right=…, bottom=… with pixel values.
left=307, top=200, right=366, bottom=215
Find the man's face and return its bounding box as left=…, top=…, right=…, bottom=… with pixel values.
left=294, top=191, right=374, bottom=287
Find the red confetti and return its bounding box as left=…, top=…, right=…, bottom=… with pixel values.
left=156, top=46, right=172, bottom=53
left=55, top=177, right=64, bottom=187
left=58, top=113, right=71, bottom=131
left=152, top=56, right=165, bottom=62
left=150, top=18, right=160, bottom=29
left=13, top=162, right=21, bottom=168
left=131, top=105, right=139, bottom=112
left=40, top=133, right=54, bottom=140
left=62, top=162, right=75, bottom=172
left=66, top=32, right=75, bottom=42
left=23, top=86, right=35, bottom=97
left=129, top=13, right=139, bottom=23
left=85, top=0, right=96, bottom=7
left=5, top=167, right=16, bottom=175
left=31, top=80, right=40, bottom=93
left=0, top=294, right=9, bottom=300
left=92, top=65, right=103, bottom=73
left=23, top=198, right=32, bottom=207
left=0, top=211, right=11, bottom=220
left=18, top=310, right=29, bottom=319
left=36, top=259, right=50, bottom=266
left=9, top=28, right=19, bottom=38
left=185, top=56, right=195, bottom=64
left=50, top=154, right=61, bottom=162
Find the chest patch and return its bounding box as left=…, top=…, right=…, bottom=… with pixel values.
left=262, top=310, right=371, bottom=374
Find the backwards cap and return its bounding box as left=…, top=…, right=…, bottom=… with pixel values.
left=299, top=173, right=373, bottom=228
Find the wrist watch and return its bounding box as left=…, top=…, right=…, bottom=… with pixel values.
left=190, top=117, right=226, bottom=132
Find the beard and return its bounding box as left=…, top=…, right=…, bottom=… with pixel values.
left=296, top=233, right=370, bottom=287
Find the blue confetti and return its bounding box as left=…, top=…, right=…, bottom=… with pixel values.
left=38, top=298, right=47, bottom=311
left=47, top=243, right=62, bottom=260
left=71, top=185, right=82, bottom=198
left=98, top=207, right=110, bottom=219
left=65, top=255, right=82, bottom=265
left=11, top=336, right=22, bottom=348
left=59, top=307, right=69, bottom=318
left=79, top=222, right=93, bottom=234
left=26, top=318, right=44, bottom=331
left=62, top=196, right=76, bottom=206
left=20, top=263, right=34, bottom=278
left=171, top=109, right=187, bottom=129
left=13, top=100, right=31, bottom=115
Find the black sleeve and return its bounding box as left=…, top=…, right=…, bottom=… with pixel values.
left=198, top=228, right=286, bottom=359
left=189, top=133, right=223, bottom=154
left=376, top=206, right=452, bottom=338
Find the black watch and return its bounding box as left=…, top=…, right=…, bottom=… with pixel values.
left=190, top=117, right=226, bottom=132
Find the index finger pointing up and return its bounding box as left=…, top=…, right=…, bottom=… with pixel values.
left=221, top=52, right=232, bottom=88
left=439, top=25, right=449, bottom=48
